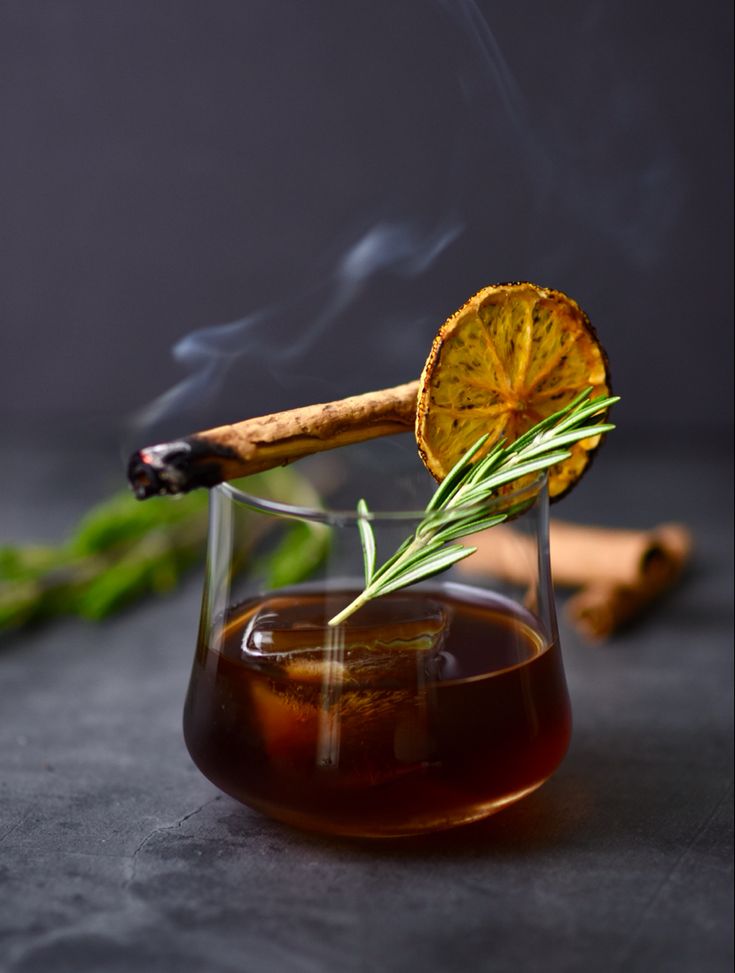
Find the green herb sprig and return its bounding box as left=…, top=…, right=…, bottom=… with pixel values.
left=328, top=389, right=618, bottom=626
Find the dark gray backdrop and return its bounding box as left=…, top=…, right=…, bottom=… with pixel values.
left=1, top=1, right=732, bottom=453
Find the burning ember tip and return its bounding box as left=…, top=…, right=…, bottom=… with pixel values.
left=127, top=441, right=195, bottom=499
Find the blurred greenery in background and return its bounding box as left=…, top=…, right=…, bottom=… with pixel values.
left=0, top=469, right=329, bottom=631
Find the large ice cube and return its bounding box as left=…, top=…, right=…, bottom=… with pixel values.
left=242, top=592, right=450, bottom=776
left=241, top=592, right=450, bottom=686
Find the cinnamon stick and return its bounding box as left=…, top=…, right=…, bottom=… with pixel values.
left=459, top=520, right=692, bottom=640
left=128, top=381, right=419, bottom=499
left=564, top=523, right=692, bottom=640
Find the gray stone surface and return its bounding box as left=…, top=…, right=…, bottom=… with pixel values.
left=1, top=438, right=732, bottom=973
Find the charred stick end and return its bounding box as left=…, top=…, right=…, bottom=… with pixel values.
left=127, top=438, right=238, bottom=499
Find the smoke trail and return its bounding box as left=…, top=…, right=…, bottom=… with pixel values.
left=130, top=0, right=681, bottom=445
left=432, top=0, right=553, bottom=202
left=433, top=0, right=681, bottom=266
left=129, top=218, right=462, bottom=438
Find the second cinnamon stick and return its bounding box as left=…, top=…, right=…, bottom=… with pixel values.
left=459, top=520, right=692, bottom=640
left=464, top=520, right=691, bottom=590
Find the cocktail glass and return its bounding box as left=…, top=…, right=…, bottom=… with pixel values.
left=183, top=469, right=570, bottom=837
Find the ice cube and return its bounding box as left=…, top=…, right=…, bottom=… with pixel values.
left=241, top=592, right=451, bottom=686
left=243, top=593, right=450, bottom=776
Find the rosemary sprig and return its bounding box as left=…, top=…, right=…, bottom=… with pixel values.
left=328, top=389, right=619, bottom=626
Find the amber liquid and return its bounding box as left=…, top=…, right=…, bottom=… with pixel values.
left=183, top=585, right=571, bottom=837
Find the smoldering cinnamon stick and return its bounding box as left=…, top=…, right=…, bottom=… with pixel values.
left=128, top=381, right=419, bottom=499
left=459, top=520, right=692, bottom=640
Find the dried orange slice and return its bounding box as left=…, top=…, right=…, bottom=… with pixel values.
left=415, top=282, right=611, bottom=500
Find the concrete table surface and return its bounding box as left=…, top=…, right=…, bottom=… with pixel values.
left=1, top=436, right=732, bottom=973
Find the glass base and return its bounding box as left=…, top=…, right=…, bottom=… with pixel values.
left=217, top=777, right=551, bottom=839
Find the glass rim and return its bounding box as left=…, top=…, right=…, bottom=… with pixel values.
left=217, top=470, right=547, bottom=525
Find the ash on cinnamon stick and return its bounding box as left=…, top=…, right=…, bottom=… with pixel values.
left=128, top=381, right=419, bottom=499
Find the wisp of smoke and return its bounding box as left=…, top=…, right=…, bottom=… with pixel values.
left=435, top=0, right=682, bottom=265
left=129, top=219, right=462, bottom=439
left=130, top=0, right=681, bottom=444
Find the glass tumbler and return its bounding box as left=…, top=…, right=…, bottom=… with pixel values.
left=183, top=472, right=571, bottom=838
